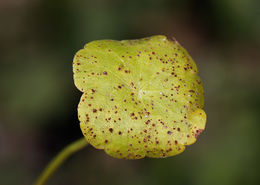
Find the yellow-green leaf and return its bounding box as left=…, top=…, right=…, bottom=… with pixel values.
left=73, top=35, right=206, bottom=159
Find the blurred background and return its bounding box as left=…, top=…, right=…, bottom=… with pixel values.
left=1, top=0, right=260, bottom=185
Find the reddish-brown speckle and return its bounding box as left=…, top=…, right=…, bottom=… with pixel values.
left=195, top=129, right=204, bottom=138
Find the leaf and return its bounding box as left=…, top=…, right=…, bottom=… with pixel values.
left=73, top=35, right=206, bottom=159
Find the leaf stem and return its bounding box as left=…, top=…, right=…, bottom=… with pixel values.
left=34, top=138, right=88, bottom=185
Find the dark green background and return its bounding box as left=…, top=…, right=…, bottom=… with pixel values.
left=1, top=0, right=260, bottom=185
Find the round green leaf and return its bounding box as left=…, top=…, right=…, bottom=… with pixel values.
left=73, top=35, right=206, bottom=159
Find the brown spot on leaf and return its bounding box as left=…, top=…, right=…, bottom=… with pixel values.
left=195, top=129, right=204, bottom=138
